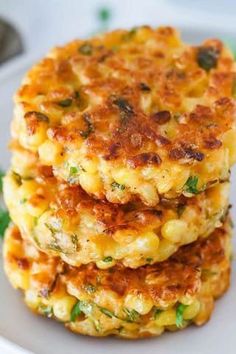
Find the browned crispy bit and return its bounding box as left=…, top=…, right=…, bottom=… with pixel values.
left=204, top=137, right=222, bottom=149
left=151, top=110, right=171, bottom=125
left=127, top=152, right=162, bottom=168
left=24, top=111, right=49, bottom=135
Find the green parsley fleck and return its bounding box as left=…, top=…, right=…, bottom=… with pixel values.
left=99, top=307, right=114, bottom=318
left=111, top=181, right=125, bottom=191
left=57, top=98, right=72, bottom=107
left=0, top=209, right=11, bottom=238
left=175, top=303, right=188, bottom=328
left=184, top=176, right=199, bottom=194
left=103, top=256, right=113, bottom=263
left=84, top=284, right=96, bottom=294
left=153, top=308, right=163, bottom=320
left=70, top=301, right=82, bottom=322
left=39, top=305, right=53, bottom=317
left=70, top=166, right=79, bottom=175
left=79, top=43, right=93, bottom=55
left=71, top=300, right=94, bottom=322
left=123, top=308, right=140, bottom=323
left=146, top=257, right=153, bottom=263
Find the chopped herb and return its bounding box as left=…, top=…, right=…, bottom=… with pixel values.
left=39, top=305, right=53, bottom=317
left=146, top=257, right=153, bottom=263
left=197, top=47, right=219, bottom=71
left=70, top=166, right=79, bottom=175
left=99, top=307, right=114, bottom=318
left=84, top=284, right=96, bottom=294
left=176, top=303, right=188, bottom=328
left=47, top=242, right=62, bottom=252
left=80, top=114, right=94, bottom=138
left=123, top=308, right=140, bottom=323
left=71, top=234, right=79, bottom=251
left=79, top=43, right=93, bottom=55
left=112, top=96, right=134, bottom=123
left=70, top=301, right=82, bottom=322
left=93, top=319, right=102, bottom=332
left=103, top=256, right=113, bottom=263
left=71, top=300, right=94, bottom=322
left=153, top=308, right=163, bottom=320
left=111, top=181, right=125, bottom=191
left=0, top=209, right=11, bottom=238
left=184, top=176, right=199, bottom=195
left=0, top=170, right=4, bottom=192
left=57, top=98, right=72, bottom=107
left=20, top=198, right=27, bottom=204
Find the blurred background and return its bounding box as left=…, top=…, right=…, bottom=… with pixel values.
left=1, top=0, right=236, bottom=67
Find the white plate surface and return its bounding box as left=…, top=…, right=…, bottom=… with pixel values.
left=0, top=27, right=236, bottom=354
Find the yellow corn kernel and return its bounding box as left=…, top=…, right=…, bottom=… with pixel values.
left=25, top=290, right=41, bottom=310
left=18, top=180, right=39, bottom=199
left=111, top=168, right=140, bottom=189
left=161, top=220, right=188, bottom=243
left=183, top=300, right=201, bottom=320
left=155, top=169, right=173, bottom=194
left=9, top=270, right=29, bottom=290
left=138, top=182, right=159, bottom=206
left=53, top=296, right=77, bottom=322
left=79, top=173, right=103, bottom=196
left=126, top=232, right=160, bottom=256
left=80, top=158, right=98, bottom=174
left=38, top=139, right=63, bottom=165
left=124, top=293, right=153, bottom=315
left=20, top=122, right=47, bottom=151
left=155, top=309, right=176, bottom=326
left=96, top=258, right=116, bottom=269
left=155, top=239, right=177, bottom=262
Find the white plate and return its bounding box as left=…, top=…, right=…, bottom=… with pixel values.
left=0, top=27, right=236, bottom=354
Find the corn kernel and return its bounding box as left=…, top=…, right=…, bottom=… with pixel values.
left=161, top=220, right=188, bottom=243
left=124, top=293, right=153, bottom=315
left=39, top=139, right=63, bottom=165
left=53, top=296, right=77, bottom=322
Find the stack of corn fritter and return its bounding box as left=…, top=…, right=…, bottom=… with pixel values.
left=3, top=26, right=236, bottom=338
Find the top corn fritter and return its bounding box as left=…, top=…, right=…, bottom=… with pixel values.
left=12, top=26, right=236, bottom=206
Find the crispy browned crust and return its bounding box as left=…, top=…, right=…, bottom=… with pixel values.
left=16, top=27, right=235, bottom=159
left=4, top=162, right=230, bottom=268
left=11, top=26, right=236, bottom=205
left=4, top=219, right=230, bottom=305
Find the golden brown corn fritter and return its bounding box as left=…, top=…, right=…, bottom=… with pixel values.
left=12, top=26, right=236, bottom=206
left=4, top=163, right=230, bottom=268
left=4, top=218, right=231, bottom=338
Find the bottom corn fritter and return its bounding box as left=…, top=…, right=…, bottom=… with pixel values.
left=3, top=218, right=231, bottom=339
